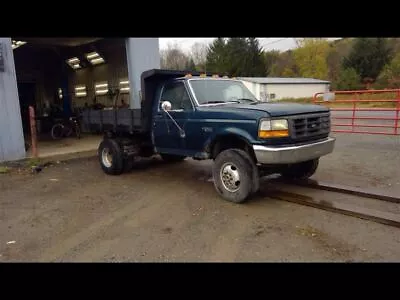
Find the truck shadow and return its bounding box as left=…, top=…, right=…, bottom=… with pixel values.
left=125, top=157, right=301, bottom=205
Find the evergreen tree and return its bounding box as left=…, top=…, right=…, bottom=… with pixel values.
left=205, top=38, right=227, bottom=73
left=343, top=38, right=392, bottom=81
left=185, top=57, right=196, bottom=71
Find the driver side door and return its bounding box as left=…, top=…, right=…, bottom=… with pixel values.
left=152, top=81, right=194, bottom=155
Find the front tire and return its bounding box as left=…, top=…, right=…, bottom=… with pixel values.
left=98, top=139, right=124, bottom=175
left=212, top=149, right=254, bottom=204
left=280, top=158, right=319, bottom=180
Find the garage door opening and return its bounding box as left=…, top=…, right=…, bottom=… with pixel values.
left=12, top=37, right=130, bottom=158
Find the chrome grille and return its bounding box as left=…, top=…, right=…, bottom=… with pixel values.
left=289, top=113, right=331, bottom=140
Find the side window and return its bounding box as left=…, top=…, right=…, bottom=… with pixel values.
left=160, top=82, right=193, bottom=110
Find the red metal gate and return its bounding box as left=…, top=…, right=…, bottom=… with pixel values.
left=313, top=89, right=400, bottom=135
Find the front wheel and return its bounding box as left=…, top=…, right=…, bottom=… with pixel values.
left=280, top=158, right=319, bottom=180
left=212, top=149, right=255, bottom=204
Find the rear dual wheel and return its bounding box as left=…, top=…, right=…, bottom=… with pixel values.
left=98, top=139, right=134, bottom=175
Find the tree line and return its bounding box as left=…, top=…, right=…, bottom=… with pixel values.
left=160, top=38, right=400, bottom=90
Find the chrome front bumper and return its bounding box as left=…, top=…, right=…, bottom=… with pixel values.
left=252, top=137, right=336, bottom=165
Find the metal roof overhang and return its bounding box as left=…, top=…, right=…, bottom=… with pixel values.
left=12, top=37, right=103, bottom=47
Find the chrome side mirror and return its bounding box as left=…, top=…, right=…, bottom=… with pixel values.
left=161, top=101, right=172, bottom=111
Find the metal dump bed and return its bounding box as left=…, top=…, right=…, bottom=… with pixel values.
left=81, top=108, right=142, bottom=133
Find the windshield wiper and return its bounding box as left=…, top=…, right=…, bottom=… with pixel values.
left=236, top=98, right=258, bottom=103
left=203, top=100, right=240, bottom=104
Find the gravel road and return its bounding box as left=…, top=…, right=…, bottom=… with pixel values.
left=1, top=132, right=399, bottom=262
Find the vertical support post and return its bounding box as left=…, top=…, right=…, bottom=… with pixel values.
left=352, top=93, right=358, bottom=132
left=29, top=106, right=38, bottom=158
left=0, top=38, right=25, bottom=162
left=62, top=79, right=72, bottom=118
left=125, top=38, right=160, bottom=109
left=395, top=90, right=400, bottom=135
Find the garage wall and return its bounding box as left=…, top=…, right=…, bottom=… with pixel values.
left=68, top=46, right=129, bottom=108
left=265, top=83, right=330, bottom=100
left=0, top=38, right=25, bottom=162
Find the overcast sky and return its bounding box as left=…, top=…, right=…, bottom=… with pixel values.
left=159, top=38, right=341, bottom=53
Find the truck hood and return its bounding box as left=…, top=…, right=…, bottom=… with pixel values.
left=208, top=102, right=330, bottom=117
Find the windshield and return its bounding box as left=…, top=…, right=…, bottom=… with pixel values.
left=188, top=79, right=258, bottom=105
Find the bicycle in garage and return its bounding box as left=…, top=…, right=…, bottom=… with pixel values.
left=50, top=116, right=81, bottom=140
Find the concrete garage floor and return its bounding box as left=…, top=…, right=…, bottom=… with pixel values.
left=25, top=134, right=101, bottom=159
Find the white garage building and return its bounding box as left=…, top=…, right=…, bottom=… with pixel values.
left=238, top=77, right=331, bottom=102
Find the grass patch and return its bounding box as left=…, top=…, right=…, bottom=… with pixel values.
left=0, top=166, right=10, bottom=174
left=26, top=158, right=41, bottom=168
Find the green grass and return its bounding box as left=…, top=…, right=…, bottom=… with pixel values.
left=26, top=158, right=41, bottom=168
left=278, top=92, right=400, bottom=108
left=0, top=166, right=10, bottom=174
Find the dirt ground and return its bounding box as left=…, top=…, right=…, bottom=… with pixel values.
left=1, top=133, right=400, bottom=262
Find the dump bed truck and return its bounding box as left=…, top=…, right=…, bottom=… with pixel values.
left=82, top=69, right=335, bottom=203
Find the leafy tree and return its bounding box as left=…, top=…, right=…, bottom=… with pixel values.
left=375, top=51, right=400, bottom=88
left=190, top=42, right=208, bottom=67
left=185, top=57, right=196, bottom=71
left=326, top=47, right=342, bottom=83
left=334, top=67, right=362, bottom=90
left=269, top=50, right=298, bottom=77
left=160, top=43, right=190, bottom=70
left=282, top=67, right=296, bottom=77
left=263, top=50, right=280, bottom=76
left=343, top=38, right=392, bottom=82
left=293, top=38, right=330, bottom=79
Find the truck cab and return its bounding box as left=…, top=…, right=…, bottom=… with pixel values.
left=87, top=69, right=335, bottom=203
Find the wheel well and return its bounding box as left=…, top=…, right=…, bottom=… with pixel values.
left=210, top=135, right=257, bottom=162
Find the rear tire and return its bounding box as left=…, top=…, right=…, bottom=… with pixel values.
left=280, top=159, right=319, bottom=180
left=212, top=149, right=254, bottom=204
left=98, top=139, right=124, bottom=175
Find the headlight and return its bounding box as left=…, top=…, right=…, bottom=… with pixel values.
left=258, top=119, right=289, bottom=138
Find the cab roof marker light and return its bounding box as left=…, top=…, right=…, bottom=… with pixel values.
left=86, top=52, right=100, bottom=59
left=95, top=83, right=108, bottom=88
left=67, top=57, right=79, bottom=64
